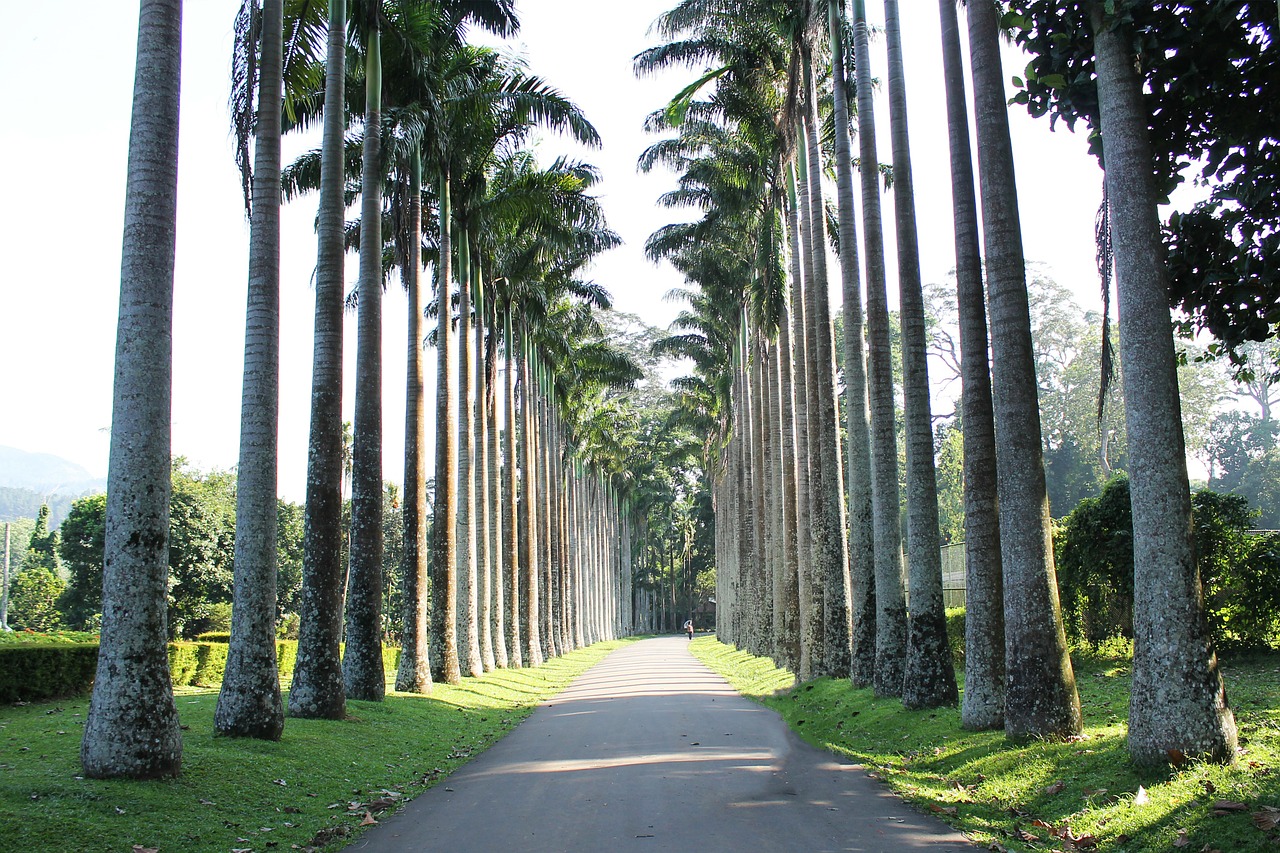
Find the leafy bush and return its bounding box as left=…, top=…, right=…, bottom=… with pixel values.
left=1054, top=475, right=1134, bottom=645
left=1192, top=490, right=1280, bottom=651
left=194, top=632, right=231, bottom=643
left=7, top=567, right=68, bottom=632
left=1055, top=478, right=1280, bottom=651
left=0, top=644, right=98, bottom=701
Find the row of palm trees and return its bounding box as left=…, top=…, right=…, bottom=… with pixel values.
left=646, top=0, right=1237, bottom=765
left=83, top=0, right=643, bottom=779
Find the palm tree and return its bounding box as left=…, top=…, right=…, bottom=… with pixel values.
left=343, top=0, right=390, bottom=702
left=81, top=0, right=184, bottom=779
left=828, top=0, right=876, bottom=689
left=967, top=0, right=1080, bottom=738
left=290, top=0, right=349, bottom=721
left=883, top=0, right=957, bottom=710
left=851, top=0, right=907, bottom=697
left=216, top=0, right=286, bottom=739
left=937, top=0, right=1003, bottom=730
left=1090, top=2, right=1236, bottom=764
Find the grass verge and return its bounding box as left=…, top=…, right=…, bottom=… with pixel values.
left=0, top=638, right=637, bottom=853
left=690, top=636, right=1280, bottom=852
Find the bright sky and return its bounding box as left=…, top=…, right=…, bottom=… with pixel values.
left=2, top=1, right=1110, bottom=502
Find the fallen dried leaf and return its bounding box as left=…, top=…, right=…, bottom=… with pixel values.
left=1016, top=828, right=1040, bottom=842
left=1173, top=828, right=1190, bottom=847
left=1044, top=780, right=1066, bottom=795
left=1252, top=806, right=1280, bottom=830
left=132, top=847, right=159, bottom=853
left=1168, top=749, right=1188, bottom=767
left=359, top=811, right=378, bottom=827
left=928, top=804, right=958, bottom=816
left=1134, top=786, right=1150, bottom=805
left=1212, top=800, right=1248, bottom=815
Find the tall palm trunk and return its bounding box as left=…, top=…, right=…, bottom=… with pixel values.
left=395, top=146, right=432, bottom=694
left=217, top=0, right=286, bottom=739
left=1091, top=4, right=1236, bottom=764
left=486, top=317, right=508, bottom=667
left=289, top=0, right=347, bottom=722
left=456, top=231, right=481, bottom=678
left=829, top=0, right=876, bottom=689
left=967, top=0, right=1080, bottom=738
left=938, top=0, right=1002, bottom=730
left=431, top=172, right=461, bottom=684
left=503, top=308, right=522, bottom=667
left=774, top=287, right=802, bottom=673
left=343, top=26, right=385, bottom=703
left=852, top=0, right=907, bottom=697
left=520, top=326, right=543, bottom=666
left=81, top=0, right=184, bottom=779
left=787, top=161, right=819, bottom=680
left=475, top=283, right=497, bottom=671
left=883, top=0, right=957, bottom=711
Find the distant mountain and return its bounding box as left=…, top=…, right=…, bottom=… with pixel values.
left=0, top=446, right=105, bottom=496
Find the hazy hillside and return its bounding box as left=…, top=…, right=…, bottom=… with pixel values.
left=0, top=447, right=105, bottom=525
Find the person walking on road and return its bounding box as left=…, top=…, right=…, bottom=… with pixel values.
left=684, top=619, right=694, bottom=640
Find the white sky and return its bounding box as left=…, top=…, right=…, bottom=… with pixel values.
left=2, top=1, right=1111, bottom=502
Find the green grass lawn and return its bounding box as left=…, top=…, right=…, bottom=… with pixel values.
left=0, top=638, right=637, bottom=853
left=691, top=637, right=1280, bottom=852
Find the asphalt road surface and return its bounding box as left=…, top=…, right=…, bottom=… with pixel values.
left=344, top=636, right=974, bottom=852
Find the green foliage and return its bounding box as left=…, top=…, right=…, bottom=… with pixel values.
left=167, top=460, right=237, bottom=638
left=934, top=424, right=965, bottom=545
left=1192, top=490, right=1280, bottom=651
left=22, top=504, right=61, bottom=575
left=7, top=567, right=67, bottom=632
left=1, top=516, right=36, bottom=579
left=1055, top=478, right=1280, bottom=650
left=1054, top=475, right=1135, bottom=645
left=1005, top=1, right=1280, bottom=365
left=0, top=644, right=98, bottom=702
left=55, top=494, right=106, bottom=629
left=276, top=497, right=305, bottom=620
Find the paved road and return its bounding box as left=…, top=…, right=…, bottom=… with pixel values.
left=345, top=636, right=974, bottom=852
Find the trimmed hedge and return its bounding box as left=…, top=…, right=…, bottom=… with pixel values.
left=0, top=644, right=99, bottom=702
left=3, top=640, right=405, bottom=701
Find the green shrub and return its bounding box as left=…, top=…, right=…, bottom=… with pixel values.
left=1054, top=474, right=1134, bottom=645
left=0, top=644, right=98, bottom=701
left=276, top=639, right=298, bottom=678
left=945, top=607, right=966, bottom=664
left=167, top=642, right=201, bottom=687
left=194, top=632, right=231, bottom=643
left=1055, top=479, right=1280, bottom=652
left=193, top=642, right=229, bottom=687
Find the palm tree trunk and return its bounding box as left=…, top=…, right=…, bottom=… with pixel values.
left=486, top=317, right=508, bottom=668
left=938, top=0, right=1002, bottom=730
left=520, top=326, right=543, bottom=666
left=431, top=172, right=461, bottom=685
left=829, top=0, right=877, bottom=689
left=475, top=283, right=497, bottom=672
left=217, top=0, right=286, bottom=740
left=289, top=0, right=347, bottom=722
left=343, top=26, right=386, bottom=703
left=1091, top=3, right=1236, bottom=764
left=503, top=307, right=522, bottom=667
left=456, top=231, right=481, bottom=678
left=801, top=48, right=853, bottom=680
left=883, top=0, right=958, bottom=711
left=852, top=0, right=908, bottom=697
left=967, top=0, right=1080, bottom=738
left=787, top=160, right=819, bottom=680
left=395, top=145, right=432, bottom=694
left=774, top=289, right=802, bottom=673
left=81, top=0, right=184, bottom=779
